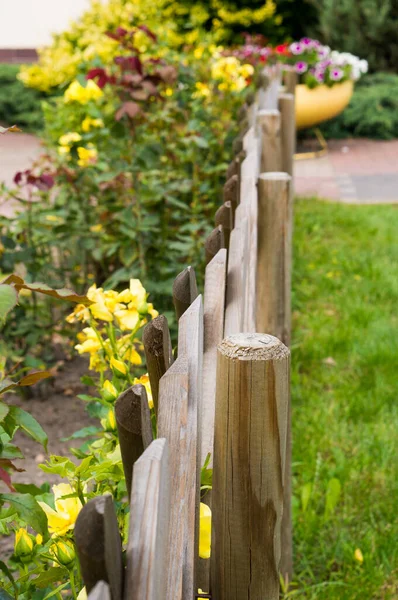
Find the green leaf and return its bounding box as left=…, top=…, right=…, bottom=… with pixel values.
left=43, top=582, right=69, bottom=599
left=0, top=560, right=17, bottom=596
left=14, top=483, right=45, bottom=496
left=39, top=456, right=76, bottom=477
left=0, top=284, right=18, bottom=322
left=61, top=426, right=100, bottom=441
left=0, top=493, right=48, bottom=535
left=0, top=403, right=9, bottom=422
left=0, top=275, right=92, bottom=306
left=301, top=482, right=312, bottom=512
left=33, top=567, right=68, bottom=588
left=324, top=477, right=342, bottom=519
left=8, top=406, right=48, bottom=451
left=0, top=443, right=23, bottom=460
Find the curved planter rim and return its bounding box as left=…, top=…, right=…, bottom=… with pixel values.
left=295, top=80, right=354, bottom=130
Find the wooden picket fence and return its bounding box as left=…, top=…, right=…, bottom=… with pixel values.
left=75, top=66, right=297, bottom=600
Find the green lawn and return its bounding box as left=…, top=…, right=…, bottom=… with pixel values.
left=290, top=199, right=398, bottom=599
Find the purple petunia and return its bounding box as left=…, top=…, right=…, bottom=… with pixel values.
left=290, top=42, right=304, bottom=55
left=295, top=61, right=308, bottom=74
left=315, top=70, right=325, bottom=83
left=301, top=37, right=314, bottom=48
left=330, top=67, right=344, bottom=81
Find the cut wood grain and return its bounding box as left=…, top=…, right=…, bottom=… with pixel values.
left=177, top=295, right=204, bottom=599
left=143, top=315, right=174, bottom=416
left=125, top=438, right=170, bottom=600
left=205, top=225, right=225, bottom=266
left=211, top=333, right=290, bottom=600
left=215, top=202, right=233, bottom=250
left=88, top=582, right=110, bottom=600
left=256, top=109, right=282, bottom=173
left=75, top=496, right=123, bottom=600
left=172, top=266, right=198, bottom=322
left=256, top=172, right=292, bottom=345
left=157, top=358, right=189, bottom=600
left=115, top=385, right=149, bottom=498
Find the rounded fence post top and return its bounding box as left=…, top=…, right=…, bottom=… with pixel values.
left=218, top=333, right=290, bottom=361
left=258, top=172, right=292, bottom=182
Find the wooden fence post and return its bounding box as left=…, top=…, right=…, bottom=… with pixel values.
left=157, top=358, right=189, bottom=599
left=143, top=315, right=174, bottom=416
left=88, top=582, right=110, bottom=600
left=215, top=202, right=233, bottom=250
left=75, top=496, right=123, bottom=599
left=256, top=172, right=292, bottom=345
left=205, top=225, right=225, bottom=266
left=211, top=333, right=290, bottom=600
left=172, top=266, right=198, bottom=321
left=115, top=385, right=151, bottom=498
left=283, top=70, right=297, bottom=96
left=278, top=93, right=296, bottom=177
left=256, top=110, right=282, bottom=173
left=223, top=175, right=240, bottom=215
left=125, top=438, right=170, bottom=600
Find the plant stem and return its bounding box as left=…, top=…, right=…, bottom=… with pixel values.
left=69, top=568, right=78, bottom=600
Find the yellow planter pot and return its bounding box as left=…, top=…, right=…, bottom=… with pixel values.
left=295, top=80, right=354, bottom=130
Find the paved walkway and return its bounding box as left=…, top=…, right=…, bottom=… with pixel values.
left=0, top=132, right=42, bottom=216
left=294, top=139, right=398, bottom=204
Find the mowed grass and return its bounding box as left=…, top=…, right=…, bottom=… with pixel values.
left=289, top=199, right=398, bottom=599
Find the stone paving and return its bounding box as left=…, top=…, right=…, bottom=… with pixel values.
left=294, top=138, right=398, bottom=204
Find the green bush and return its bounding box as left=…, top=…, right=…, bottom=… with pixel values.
left=310, top=0, right=398, bottom=72
left=0, top=64, right=45, bottom=131
left=320, top=73, right=398, bottom=140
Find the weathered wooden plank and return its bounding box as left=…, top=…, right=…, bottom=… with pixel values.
left=256, top=172, right=292, bottom=345
left=224, top=205, right=248, bottom=336
left=157, top=358, right=189, bottom=600
left=75, top=496, right=123, bottom=600
left=278, top=93, right=296, bottom=177
left=215, top=202, right=233, bottom=250
left=115, top=385, right=148, bottom=498
left=88, top=581, right=110, bottom=600
left=211, top=333, right=290, bottom=600
left=256, top=109, right=282, bottom=173
left=283, top=69, right=297, bottom=96
left=177, top=295, right=204, bottom=599
left=205, top=225, right=225, bottom=266
left=143, top=314, right=174, bottom=416
left=125, top=438, right=170, bottom=600
left=172, top=266, right=198, bottom=322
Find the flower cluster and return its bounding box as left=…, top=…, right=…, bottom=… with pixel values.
left=64, top=80, right=103, bottom=104
left=67, top=279, right=157, bottom=375
left=283, top=38, right=368, bottom=88
left=211, top=55, right=254, bottom=93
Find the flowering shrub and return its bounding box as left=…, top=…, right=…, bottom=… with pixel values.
left=284, top=38, right=368, bottom=88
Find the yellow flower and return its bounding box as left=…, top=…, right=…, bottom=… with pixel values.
left=103, top=379, right=118, bottom=402
left=101, top=408, right=117, bottom=431
left=354, top=548, right=364, bottom=564
left=90, top=224, right=103, bottom=233
left=194, top=47, right=204, bottom=59
left=14, top=529, right=34, bottom=559
left=133, top=373, right=153, bottom=409
left=77, top=588, right=87, bottom=600
left=194, top=82, right=211, bottom=98
left=75, top=327, right=102, bottom=355
left=38, top=483, right=82, bottom=536
left=129, top=279, right=147, bottom=308
left=87, top=285, right=113, bottom=321
left=110, top=357, right=128, bottom=377
left=50, top=539, right=76, bottom=566
left=199, top=502, right=211, bottom=559
left=64, top=79, right=103, bottom=104
left=147, top=303, right=158, bottom=319
left=66, top=303, right=90, bottom=324
left=82, top=117, right=104, bottom=132
left=58, top=132, right=82, bottom=146
left=77, top=145, right=98, bottom=167
left=36, top=534, right=43, bottom=545
left=58, top=145, right=70, bottom=156
left=89, top=352, right=103, bottom=372
left=114, top=307, right=139, bottom=331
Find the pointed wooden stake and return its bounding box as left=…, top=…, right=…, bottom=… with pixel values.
left=172, top=266, right=198, bottom=322
left=143, top=315, right=174, bottom=416
left=205, top=225, right=225, bottom=266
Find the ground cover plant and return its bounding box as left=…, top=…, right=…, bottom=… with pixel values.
left=0, top=65, right=44, bottom=133
left=290, top=199, right=398, bottom=599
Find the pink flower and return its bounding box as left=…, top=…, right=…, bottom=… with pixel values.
left=290, top=42, right=304, bottom=55
left=301, top=37, right=314, bottom=48
left=295, top=61, right=308, bottom=74
left=330, top=68, right=343, bottom=81
left=315, top=71, right=325, bottom=83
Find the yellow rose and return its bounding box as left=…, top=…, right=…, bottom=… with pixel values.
left=103, top=379, right=118, bottom=402
left=110, top=357, right=128, bottom=378
left=82, top=117, right=104, bottom=132
left=114, top=307, right=140, bottom=331
left=77, top=145, right=98, bottom=168
left=199, top=502, right=211, bottom=559
left=14, top=529, right=34, bottom=561
left=64, top=79, right=103, bottom=104
left=58, top=132, right=82, bottom=146
left=133, top=373, right=153, bottom=409
left=38, top=483, right=82, bottom=536
left=50, top=539, right=76, bottom=567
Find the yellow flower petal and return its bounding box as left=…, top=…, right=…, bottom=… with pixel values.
left=199, top=502, right=211, bottom=559
left=354, top=548, right=364, bottom=563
